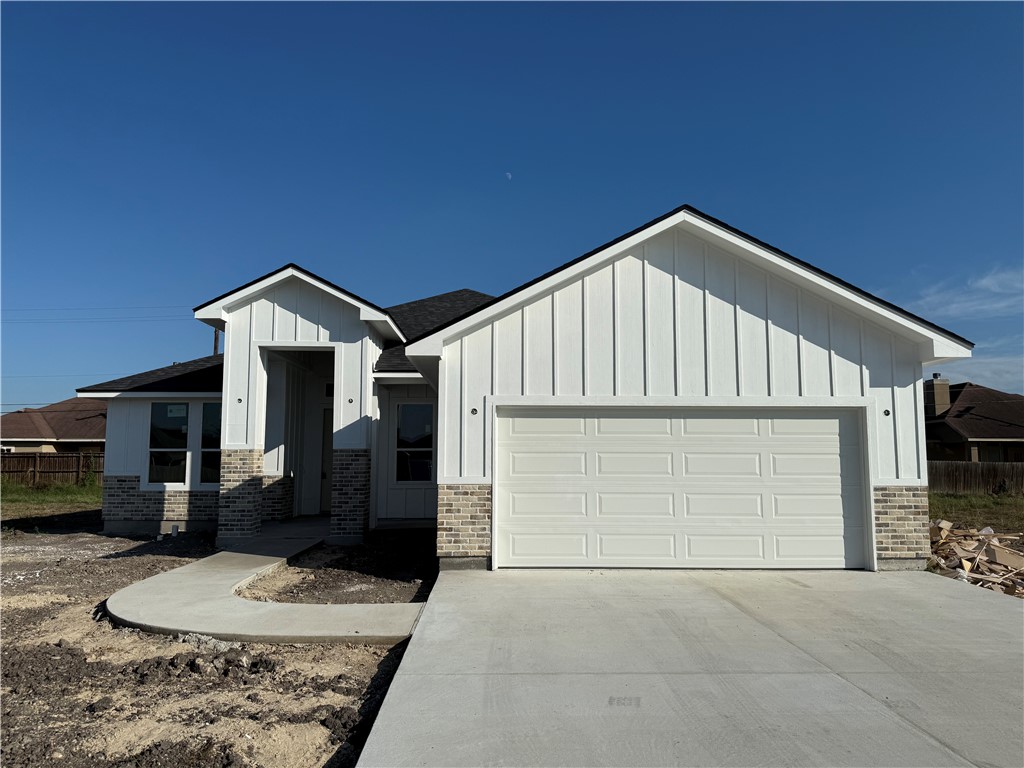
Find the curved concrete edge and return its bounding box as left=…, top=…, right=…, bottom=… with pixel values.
left=106, top=542, right=423, bottom=645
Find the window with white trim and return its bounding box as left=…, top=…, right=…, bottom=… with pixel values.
left=147, top=402, right=221, bottom=487
left=395, top=403, right=434, bottom=482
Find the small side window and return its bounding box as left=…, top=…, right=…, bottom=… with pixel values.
left=200, top=403, right=221, bottom=484
left=149, top=403, right=188, bottom=484
left=395, top=403, right=434, bottom=482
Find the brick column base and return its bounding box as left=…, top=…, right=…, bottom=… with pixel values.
left=217, top=449, right=264, bottom=545
left=437, top=484, right=491, bottom=569
left=328, top=449, right=370, bottom=545
left=874, top=485, right=930, bottom=570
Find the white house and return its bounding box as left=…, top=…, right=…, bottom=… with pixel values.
left=78, top=205, right=973, bottom=571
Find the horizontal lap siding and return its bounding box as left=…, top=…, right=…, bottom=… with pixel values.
left=441, top=225, right=923, bottom=484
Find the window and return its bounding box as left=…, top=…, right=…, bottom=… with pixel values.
left=147, top=401, right=221, bottom=486
left=200, top=403, right=221, bottom=483
left=395, top=403, right=434, bottom=482
left=149, top=403, right=189, bottom=483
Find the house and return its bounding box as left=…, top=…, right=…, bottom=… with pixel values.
left=0, top=397, right=107, bottom=453
left=77, top=204, right=974, bottom=571
left=924, top=376, right=1024, bottom=462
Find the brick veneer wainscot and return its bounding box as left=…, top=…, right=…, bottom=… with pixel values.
left=217, top=449, right=264, bottom=539
left=437, top=484, right=492, bottom=557
left=330, top=449, right=370, bottom=542
left=873, top=485, right=930, bottom=570
left=102, top=475, right=218, bottom=533
left=261, top=475, right=295, bottom=521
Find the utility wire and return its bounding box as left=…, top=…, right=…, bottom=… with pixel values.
left=1, top=304, right=191, bottom=312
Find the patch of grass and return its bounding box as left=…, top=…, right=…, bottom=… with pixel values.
left=929, top=492, right=1024, bottom=532
left=1, top=481, right=102, bottom=522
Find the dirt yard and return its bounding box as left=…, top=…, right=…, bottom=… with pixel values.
left=0, top=495, right=429, bottom=768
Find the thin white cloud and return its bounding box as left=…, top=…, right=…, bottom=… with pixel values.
left=926, top=355, right=1024, bottom=395
left=911, top=266, right=1024, bottom=321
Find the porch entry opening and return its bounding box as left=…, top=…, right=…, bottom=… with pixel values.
left=263, top=349, right=335, bottom=517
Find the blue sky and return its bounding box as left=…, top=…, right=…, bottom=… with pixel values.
left=2, top=2, right=1022, bottom=413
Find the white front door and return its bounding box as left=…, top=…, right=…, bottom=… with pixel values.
left=493, top=408, right=867, bottom=569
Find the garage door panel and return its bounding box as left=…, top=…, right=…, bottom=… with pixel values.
left=597, top=533, right=676, bottom=559
left=495, top=409, right=866, bottom=569
left=508, top=492, right=588, bottom=518
left=683, top=452, right=762, bottom=477
left=506, top=416, right=586, bottom=437
left=596, top=452, right=674, bottom=476
left=770, top=453, right=841, bottom=478
left=685, top=534, right=766, bottom=561
left=774, top=533, right=860, bottom=562
left=684, top=493, right=763, bottom=518
left=507, top=532, right=589, bottom=559
left=507, top=452, right=587, bottom=478
left=683, top=417, right=760, bottom=436
left=596, top=492, right=676, bottom=518
left=595, top=417, right=673, bottom=436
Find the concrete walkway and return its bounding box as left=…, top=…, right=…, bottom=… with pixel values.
left=358, top=569, right=1024, bottom=768
left=106, top=519, right=423, bottom=644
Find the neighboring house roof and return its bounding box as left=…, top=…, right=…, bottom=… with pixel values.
left=933, top=383, right=1024, bottom=441
left=404, top=204, right=974, bottom=360
left=377, top=289, right=495, bottom=372
left=78, top=355, right=224, bottom=395
left=1, top=397, right=107, bottom=443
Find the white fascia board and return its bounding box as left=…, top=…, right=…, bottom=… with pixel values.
left=406, top=209, right=972, bottom=362
left=194, top=267, right=405, bottom=342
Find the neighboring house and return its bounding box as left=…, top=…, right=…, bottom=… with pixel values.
left=924, top=376, right=1024, bottom=462
left=77, top=204, right=974, bottom=572
left=0, top=397, right=107, bottom=453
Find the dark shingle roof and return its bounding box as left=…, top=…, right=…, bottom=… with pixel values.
left=939, top=383, right=1024, bottom=441
left=376, top=290, right=494, bottom=372
left=1, top=397, right=107, bottom=442
left=78, top=355, right=224, bottom=394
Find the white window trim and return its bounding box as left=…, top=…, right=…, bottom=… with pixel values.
left=142, top=400, right=222, bottom=491
left=389, top=399, right=437, bottom=490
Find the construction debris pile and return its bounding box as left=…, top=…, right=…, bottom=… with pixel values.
left=930, top=520, right=1024, bottom=598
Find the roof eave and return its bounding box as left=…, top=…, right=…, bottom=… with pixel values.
left=406, top=205, right=974, bottom=360
left=193, top=264, right=405, bottom=342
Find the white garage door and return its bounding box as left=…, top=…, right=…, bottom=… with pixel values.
left=493, top=409, right=866, bottom=569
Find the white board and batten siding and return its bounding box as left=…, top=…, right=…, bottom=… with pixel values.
left=438, top=226, right=926, bottom=486
left=222, top=276, right=380, bottom=451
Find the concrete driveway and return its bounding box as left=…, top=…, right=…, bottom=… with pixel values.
left=358, top=570, right=1024, bottom=768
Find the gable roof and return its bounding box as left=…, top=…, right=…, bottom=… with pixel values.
left=377, top=289, right=494, bottom=372
left=934, top=383, right=1024, bottom=441
left=1, top=397, right=107, bottom=443
left=404, top=204, right=974, bottom=361
left=193, top=264, right=404, bottom=342
left=77, top=354, right=224, bottom=395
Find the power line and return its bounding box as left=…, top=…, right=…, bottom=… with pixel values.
left=2, top=316, right=191, bottom=325
left=1, top=373, right=129, bottom=379
left=1, top=304, right=191, bottom=312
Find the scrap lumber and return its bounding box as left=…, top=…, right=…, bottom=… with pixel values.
left=929, top=520, right=1024, bottom=599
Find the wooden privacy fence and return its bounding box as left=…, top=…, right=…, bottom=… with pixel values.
left=1, top=452, right=105, bottom=487
left=928, top=461, right=1024, bottom=495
